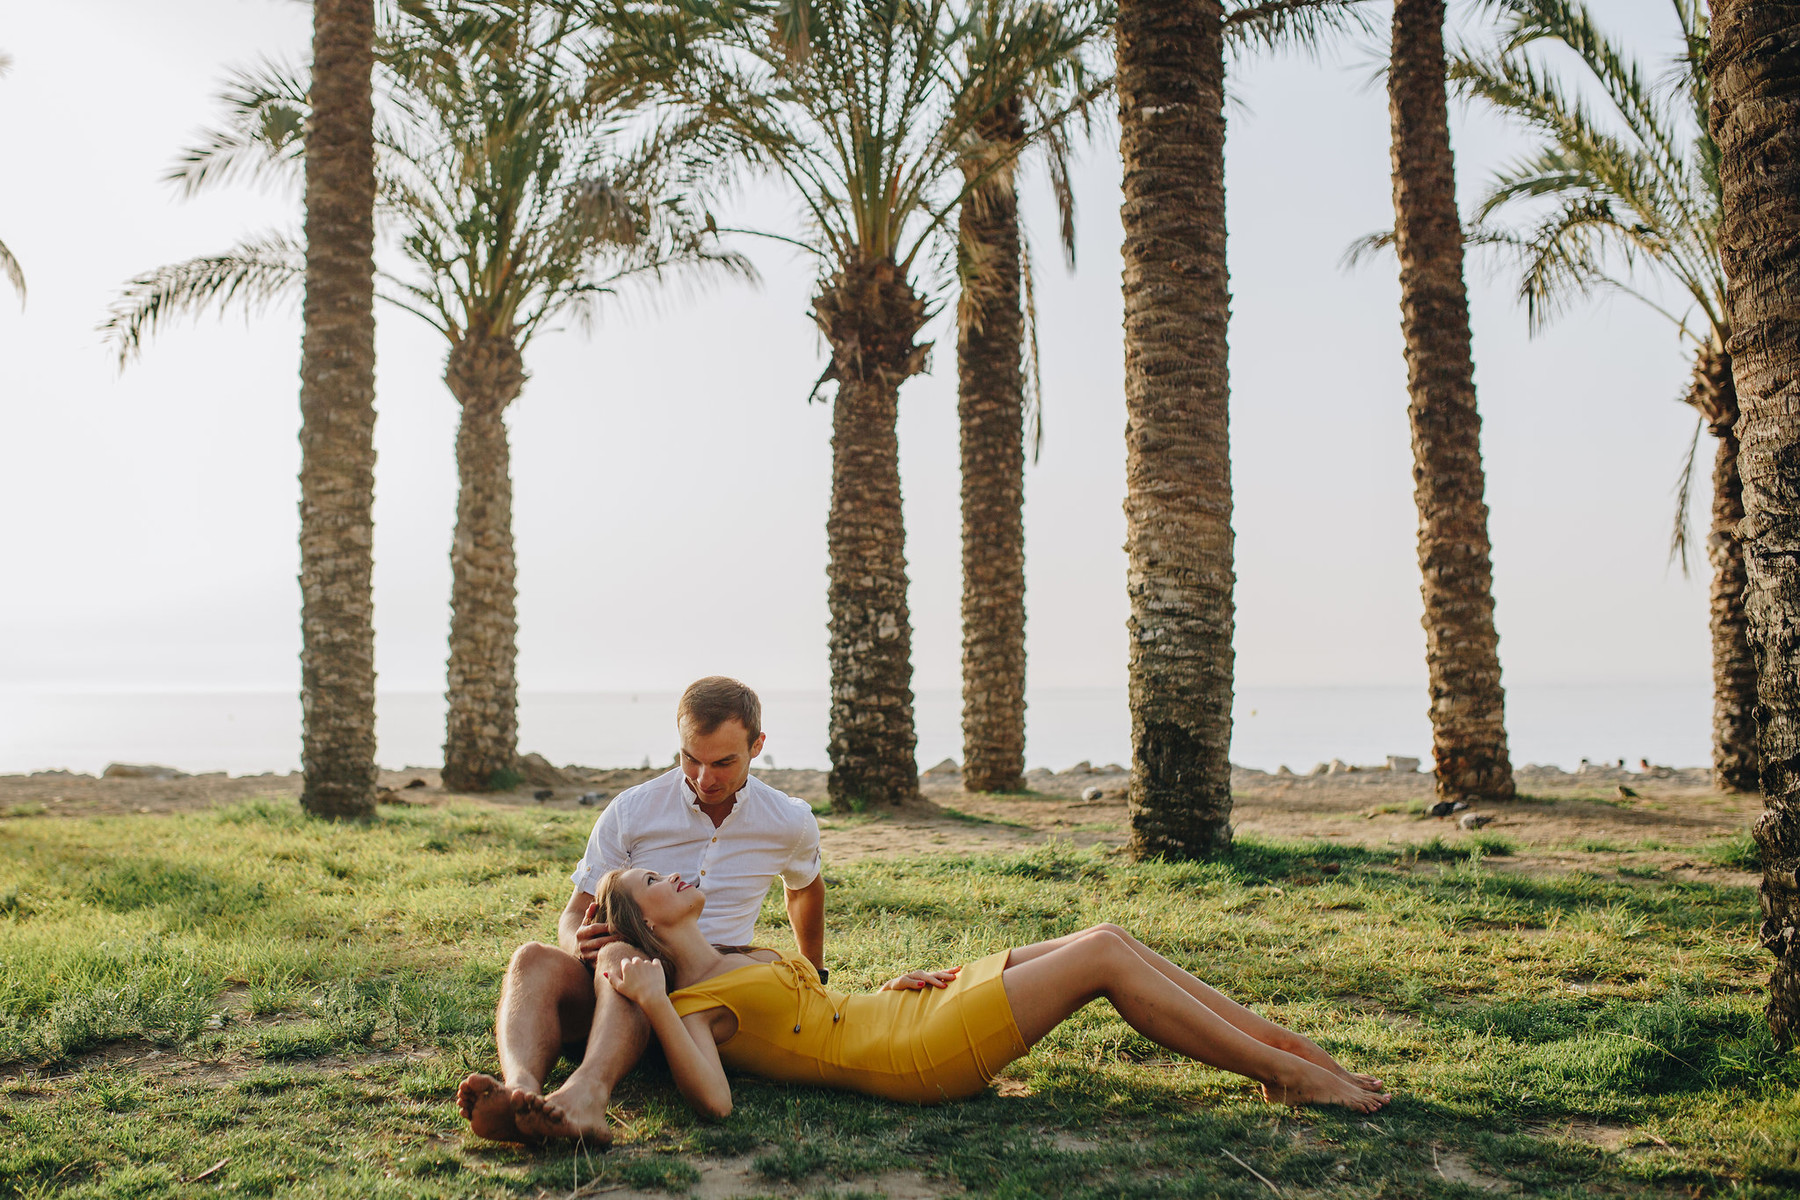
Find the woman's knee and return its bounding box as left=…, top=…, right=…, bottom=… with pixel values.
left=1075, top=927, right=1133, bottom=963
left=1089, top=922, right=1131, bottom=942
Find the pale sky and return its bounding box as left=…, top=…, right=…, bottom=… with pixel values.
left=0, top=0, right=1703, bottom=708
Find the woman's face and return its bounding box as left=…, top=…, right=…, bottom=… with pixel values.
left=627, top=868, right=704, bottom=929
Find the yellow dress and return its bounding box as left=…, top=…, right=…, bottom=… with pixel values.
left=668, top=950, right=1026, bottom=1104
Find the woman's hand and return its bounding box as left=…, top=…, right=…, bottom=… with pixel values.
left=880, top=966, right=961, bottom=991
left=606, top=955, right=669, bottom=1006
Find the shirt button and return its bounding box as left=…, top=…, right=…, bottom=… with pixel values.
left=700, top=870, right=706, bottom=876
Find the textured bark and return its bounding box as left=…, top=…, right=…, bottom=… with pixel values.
left=1118, top=0, right=1236, bottom=858
left=1687, top=345, right=1761, bottom=792
left=957, top=103, right=1028, bottom=795
left=440, top=334, right=526, bottom=793
left=297, top=0, right=379, bottom=820
left=1388, top=0, right=1515, bottom=803
left=1709, top=0, right=1800, bottom=1042
left=815, top=260, right=928, bottom=809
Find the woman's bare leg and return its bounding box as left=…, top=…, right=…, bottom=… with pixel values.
left=1001, top=930, right=1390, bottom=1113
left=1003, top=924, right=1381, bottom=1090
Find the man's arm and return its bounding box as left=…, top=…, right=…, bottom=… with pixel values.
left=559, top=888, right=612, bottom=962
left=784, top=874, right=826, bottom=972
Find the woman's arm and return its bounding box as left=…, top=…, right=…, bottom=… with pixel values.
left=608, top=956, right=734, bottom=1118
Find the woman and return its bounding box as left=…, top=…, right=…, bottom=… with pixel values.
left=551, top=867, right=1390, bottom=1122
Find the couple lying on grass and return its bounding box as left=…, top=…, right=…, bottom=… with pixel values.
left=457, top=678, right=1391, bottom=1147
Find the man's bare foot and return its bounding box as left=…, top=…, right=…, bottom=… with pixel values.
left=457, top=1073, right=537, bottom=1143
left=515, top=1085, right=612, bottom=1147
left=1261, top=1063, right=1392, bottom=1113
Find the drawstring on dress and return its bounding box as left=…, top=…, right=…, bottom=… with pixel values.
left=769, top=956, right=843, bottom=1034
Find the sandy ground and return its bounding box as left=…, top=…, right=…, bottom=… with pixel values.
left=0, top=757, right=1760, bottom=885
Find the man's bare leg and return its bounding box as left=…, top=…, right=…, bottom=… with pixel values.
left=516, top=941, right=651, bottom=1146
left=458, top=941, right=594, bottom=1142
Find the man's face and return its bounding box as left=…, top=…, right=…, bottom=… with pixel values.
left=678, top=717, right=766, bottom=804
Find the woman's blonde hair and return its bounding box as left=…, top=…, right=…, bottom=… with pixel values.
left=595, top=868, right=679, bottom=992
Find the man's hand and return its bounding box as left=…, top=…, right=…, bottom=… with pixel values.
left=879, top=966, right=961, bottom=991
left=606, top=955, right=669, bottom=1007
left=575, top=901, right=620, bottom=964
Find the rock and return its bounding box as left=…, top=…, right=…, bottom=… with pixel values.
left=1025, top=767, right=1054, bottom=779
left=1309, top=763, right=1330, bottom=777
left=922, top=758, right=961, bottom=777
left=1458, top=812, right=1495, bottom=830
left=404, top=778, right=428, bottom=789
left=1065, top=760, right=1093, bottom=775
left=578, top=790, right=609, bottom=807
left=533, top=788, right=555, bottom=802
left=102, top=763, right=185, bottom=781
left=1276, top=765, right=1294, bottom=776
left=1102, top=764, right=1127, bottom=774
left=1386, top=756, right=1421, bottom=773
left=1428, top=800, right=1468, bottom=818
left=1080, top=786, right=1104, bottom=802
left=518, top=753, right=568, bottom=788
left=1327, top=759, right=1354, bottom=775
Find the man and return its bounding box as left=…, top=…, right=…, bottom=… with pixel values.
left=456, top=676, right=825, bottom=1145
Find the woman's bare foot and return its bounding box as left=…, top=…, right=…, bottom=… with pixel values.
left=1261, top=1063, right=1392, bottom=1113
left=456, top=1074, right=536, bottom=1143
left=515, top=1085, right=612, bottom=1148
left=1343, top=1071, right=1385, bottom=1092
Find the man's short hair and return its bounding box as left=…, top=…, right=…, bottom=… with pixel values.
left=677, top=676, right=762, bottom=744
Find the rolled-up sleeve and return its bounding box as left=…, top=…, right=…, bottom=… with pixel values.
left=780, top=811, right=822, bottom=889
left=570, top=802, right=631, bottom=895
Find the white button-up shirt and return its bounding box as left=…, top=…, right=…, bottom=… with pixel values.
left=570, top=768, right=822, bottom=947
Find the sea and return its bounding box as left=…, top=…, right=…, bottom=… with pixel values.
left=0, top=683, right=1713, bottom=777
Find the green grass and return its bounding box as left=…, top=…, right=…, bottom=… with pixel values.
left=0, top=800, right=1794, bottom=1198
left=1703, top=830, right=1762, bottom=871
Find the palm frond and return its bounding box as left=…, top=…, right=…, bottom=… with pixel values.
left=1451, top=0, right=1725, bottom=342
left=0, top=236, right=23, bottom=307
left=1020, top=233, right=1043, bottom=461
left=1668, top=411, right=1703, bottom=576
left=167, top=56, right=310, bottom=197
left=102, top=231, right=305, bottom=366
left=1224, top=0, right=1377, bottom=60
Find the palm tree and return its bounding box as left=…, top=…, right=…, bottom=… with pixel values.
left=952, top=1, right=1110, bottom=796
left=302, top=0, right=379, bottom=819
left=1118, top=0, right=1371, bottom=858
left=1708, top=0, right=1800, bottom=1043
left=601, top=0, right=1107, bottom=809
left=1386, top=0, right=1515, bottom=804
left=105, top=1, right=744, bottom=793
left=1449, top=0, right=1756, bottom=792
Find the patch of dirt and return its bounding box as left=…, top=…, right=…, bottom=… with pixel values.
left=1433, top=1144, right=1517, bottom=1193
left=588, top=1153, right=961, bottom=1199
left=1543, top=1119, right=1674, bottom=1157
left=0, top=760, right=1759, bottom=884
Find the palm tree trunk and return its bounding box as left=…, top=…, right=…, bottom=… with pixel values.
left=1708, top=0, right=1800, bottom=1043
left=957, top=109, right=1028, bottom=795
left=1388, top=0, right=1514, bottom=803
left=1117, top=0, right=1235, bottom=857
left=1692, top=346, right=1760, bottom=793
left=813, top=260, right=929, bottom=809
left=297, top=0, right=379, bottom=820
left=440, top=333, right=526, bottom=793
